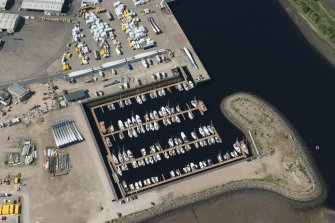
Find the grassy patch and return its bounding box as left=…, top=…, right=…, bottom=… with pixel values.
left=291, top=0, right=335, bottom=47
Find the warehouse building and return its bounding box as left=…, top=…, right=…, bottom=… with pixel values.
left=8, top=83, right=31, bottom=102
left=21, top=0, right=65, bottom=15
left=0, top=0, right=8, bottom=10
left=0, top=13, right=20, bottom=33
left=64, top=90, right=87, bottom=102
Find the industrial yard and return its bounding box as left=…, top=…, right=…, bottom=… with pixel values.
left=0, top=0, right=209, bottom=85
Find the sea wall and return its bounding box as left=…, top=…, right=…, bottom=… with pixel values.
left=110, top=92, right=327, bottom=223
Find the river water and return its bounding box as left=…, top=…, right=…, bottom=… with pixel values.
left=156, top=0, right=335, bottom=221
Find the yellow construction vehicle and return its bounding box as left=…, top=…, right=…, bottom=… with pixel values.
left=63, top=63, right=70, bottom=71
left=13, top=176, right=19, bottom=184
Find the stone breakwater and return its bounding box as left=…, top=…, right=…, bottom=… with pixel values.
left=221, top=92, right=327, bottom=204
left=111, top=92, right=327, bottom=223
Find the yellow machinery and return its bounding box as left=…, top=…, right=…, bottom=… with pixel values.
left=14, top=205, right=19, bottom=215
left=66, top=52, right=72, bottom=59
left=63, top=63, right=70, bottom=71
left=13, top=176, right=19, bottom=184
left=99, top=49, right=105, bottom=57
left=0, top=204, right=20, bottom=215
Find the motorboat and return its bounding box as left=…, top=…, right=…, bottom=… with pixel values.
left=117, top=167, right=122, bottom=176
left=181, top=132, right=189, bottom=143
left=119, top=100, right=124, bottom=108
left=198, top=127, right=205, bottom=137
left=164, top=152, right=169, bottom=159
left=136, top=115, right=142, bottom=124
left=136, top=95, right=143, bottom=104
left=128, top=129, right=133, bottom=138
left=145, top=123, right=150, bottom=131
left=141, top=94, right=147, bottom=102
left=132, top=128, right=138, bottom=137
left=141, top=148, right=147, bottom=156
left=129, top=184, right=135, bottom=191
left=132, top=161, right=138, bottom=168
left=154, top=121, right=159, bottom=131
left=191, top=132, right=198, bottom=140
left=176, top=105, right=181, bottom=112
left=191, top=99, right=198, bottom=108
left=168, top=138, right=174, bottom=147
left=131, top=116, right=137, bottom=125
left=118, top=120, right=125, bottom=130
left=182, top=82, right=189, bottom=91
left=127, top=118, right=133, bottom=127
left=149, top=123, right=154, bottom=131
left=144, top=112, right=150, bottom=122
left=175, top=115, right=181, bottom=123
left=112, top=154, right=119, bottom=164
left=122, top=181, right=128, bottom=190
left=233, top=141, right=241, bottom=154
left=240, top=140, right=249, bottom=155
left=108, top=124, right=114, bottom=133
left=100, top=122, right=107, bottom=134
left=207, top=159, right=213, bottom=165
left=140, top=125, right=145, bottom=133
left=203, top=126, right=211, bottom=136
left=123, top=150, right=129, bottom=162
left=217, top=153, right=223, bottom=162
left=188, top=111, right=194, bottom=120
left=105, top=137, right=112, bottom=147
left=118, top=151, right=124, bottom=163
left=127, top=150, right=134, bottom=159
left=166, top=117, right=171, bottom=125
left=149, top=112, right=154, bottom=120
left=188, top=80, right=194, bottom=89
left=153, top=110, right=159, bottom=119
left=194, top=141, right=199, bottom=148
left=119, top=132, right=125, bottom=140
left=207, top=125, right=214, bottom=134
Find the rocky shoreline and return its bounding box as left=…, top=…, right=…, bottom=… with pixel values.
left=111, top=92, right=326, bottom=223
left=221, top=92, right=327, bottom=205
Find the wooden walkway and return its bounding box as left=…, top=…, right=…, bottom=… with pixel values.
left=103, top=105, right=204, bottom=137
left=91, top=80, right=189, bottom=111
left=112, top=131, right=221, bottom=167
left=125, top=151, right=247, bottom=195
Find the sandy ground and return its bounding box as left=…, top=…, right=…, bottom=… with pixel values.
left=0, top=105, right=116, bottom=223
left=159, top=191, right=335, bottom=223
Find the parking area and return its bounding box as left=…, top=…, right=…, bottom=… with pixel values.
left=0, top=0, right=208, bottom=85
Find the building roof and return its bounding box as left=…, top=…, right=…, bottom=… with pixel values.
left=0, top=0, right=8, bottom=9
left=21, top=0, right=65, bottom=12
left=64, top=90, right=87, bottom=102
left=0, top=90, right=11, bottom=101
left=8, top=83, right=29, bottom=98
left=0, top=13, right=19, bottom=30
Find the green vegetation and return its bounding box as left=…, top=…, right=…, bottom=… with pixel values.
left=291, top=0, right=335, bottom=46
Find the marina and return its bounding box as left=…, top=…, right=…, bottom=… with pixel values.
left=86, top=74, right=252, bottom=198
